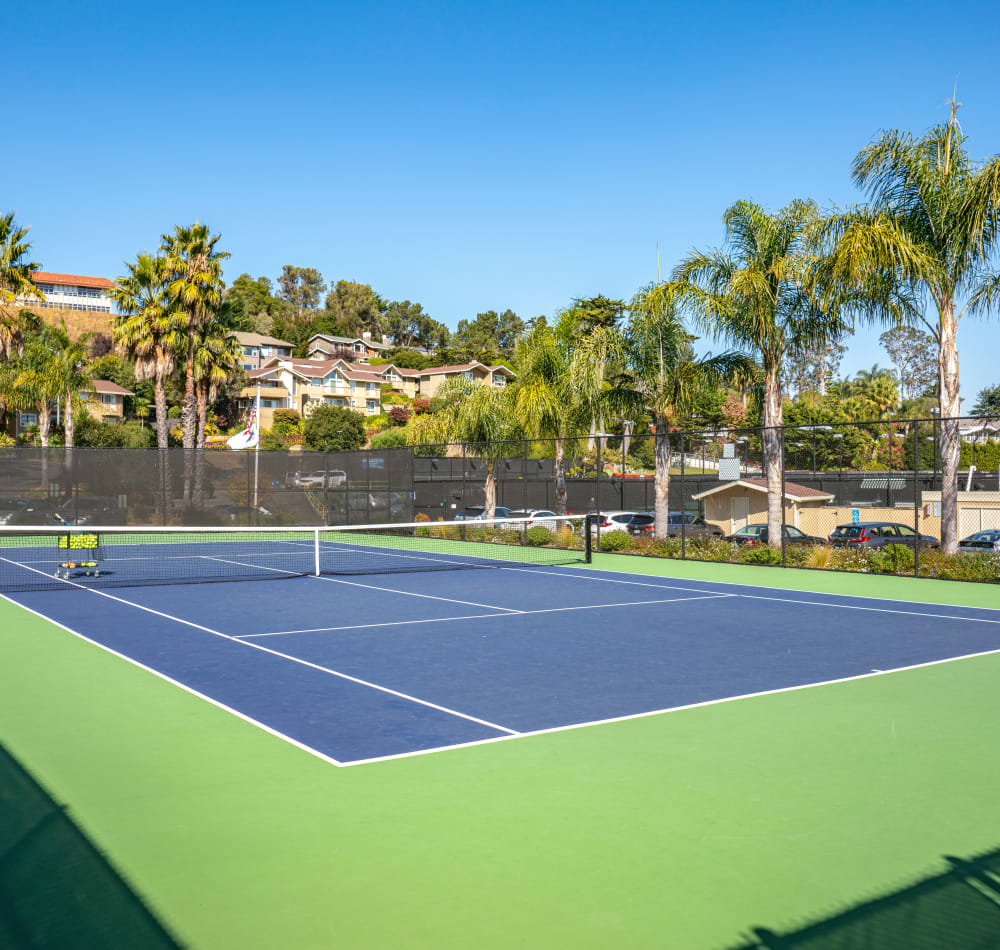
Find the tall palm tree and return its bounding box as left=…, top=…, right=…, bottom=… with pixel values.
left=0, top=211, right=44, bottom=362
left=160, top=224, right=229, bottom=449
left=673, top=199, right=846, bottom=547
left=109, top=254, right=183, bottom=449
left=193, top=323, right=244, bottom=447
left=818, top=99, right=1000, bottom=552
left=608, top=286, right=756, bottom=539
left=512, top=321, right=584, bottom=514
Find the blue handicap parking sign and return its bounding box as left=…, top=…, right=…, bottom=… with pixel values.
left=851, top=509, right=860, bottom=524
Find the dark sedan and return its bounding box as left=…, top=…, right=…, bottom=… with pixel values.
left=627, top=512, right=724, bottom=538
left=958, top=530, right=1000, bottom=554
left=724, top=524, right=825, bottom=546
left=828, top=522, right=938, bottom=549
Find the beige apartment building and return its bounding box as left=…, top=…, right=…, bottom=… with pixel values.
left=233, top=332, right=294, bottom=371
left=239, top=357, right=385, bottom=429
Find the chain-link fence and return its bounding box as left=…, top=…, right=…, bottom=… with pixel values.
left=2, top=417, right=998, bottom=581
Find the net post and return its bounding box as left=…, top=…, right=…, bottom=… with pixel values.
left=583, top=515, right=592, bottom=563
left=314, top=528, right=321, bottom=576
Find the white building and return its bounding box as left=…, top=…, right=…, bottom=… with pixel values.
left=22, top=272, right=116, bottom=313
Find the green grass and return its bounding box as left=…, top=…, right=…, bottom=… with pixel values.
left=2, top=558, right=999, bottom=948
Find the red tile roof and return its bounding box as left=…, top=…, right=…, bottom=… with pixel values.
left=33, top=271, right=115, bottom=290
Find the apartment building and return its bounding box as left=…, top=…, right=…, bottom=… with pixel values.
left=306, top=332, right=393, bottom=362
left=239, top=357, right=384, bottom=429
left=232, top=332, right=295, bottom=371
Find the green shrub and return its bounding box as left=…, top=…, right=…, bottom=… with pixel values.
left=742, top=545, right=782, bottom=565
left=167, top=405, right=182, bottom=418
left=525, top=526, right=552, bottom=547
left=370, top=428, right=408, bottom=449
left=259, top=428, right=284, bottom=450
left=270, top=409, right=301, bottom=435
left=303, top=405, right=366, bottom=451
left=627, top=438, right=656, bottom=470
left=870, top=543, right=915, bottom=575
left=597, top=529, right=631, bottom=551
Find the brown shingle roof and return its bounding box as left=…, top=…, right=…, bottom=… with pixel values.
left=692, top=477, right=834, bottom=502
left=86, top=379, right=133, bottom=396
left=232, top=331, right=294, bottom=348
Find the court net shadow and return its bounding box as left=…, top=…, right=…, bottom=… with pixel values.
left=727, top=845, right=1000, bottom=949
left=0, top=742, right=183, bottom=949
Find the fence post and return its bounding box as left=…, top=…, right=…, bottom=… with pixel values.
left=680, top=430, right=686, bottom=561
left=913, top=424, right=920, bottom=577
left=780, top=425, right=787, bottom=567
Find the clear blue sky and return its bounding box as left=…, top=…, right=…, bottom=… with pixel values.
left=7, top=0, right=1000, bottom=403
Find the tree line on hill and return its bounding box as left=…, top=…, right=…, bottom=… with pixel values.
left=2, top=97, right=1000, bottom=553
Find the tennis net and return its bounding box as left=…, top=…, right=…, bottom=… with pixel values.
left=0, top=515, right=590, bottom=591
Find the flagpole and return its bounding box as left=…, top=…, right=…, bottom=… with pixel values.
left=253, top=385, right=260, bottom=511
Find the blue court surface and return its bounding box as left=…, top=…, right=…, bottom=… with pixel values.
left=8, top=562, right=1000, bottom=766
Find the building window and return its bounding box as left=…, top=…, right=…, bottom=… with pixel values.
left=19, top=413, right=37, bottom=427
left=260, top=346, right=272, bottom=357
left=243, top=363, right=254, bottom=370
left=100, top=394, right=116, bottom=405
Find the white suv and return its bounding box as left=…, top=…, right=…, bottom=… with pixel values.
left=588, top=511, right=640, bottom=538
left=293, top=470, right=347, bottom=488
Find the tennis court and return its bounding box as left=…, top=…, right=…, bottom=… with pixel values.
left=3, top=520, right=1000, bottom=947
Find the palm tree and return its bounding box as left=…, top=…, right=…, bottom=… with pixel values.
left=673, top=199, right=846, bottom=547
left=134, top=397, right=151, bottom=427
left=0, top=211, right=43, bottom=360
left=512, top=321, right=584, bottom=514
left=193, top=323, right=244, bottom=447
left=818, top=98, right=1000, bottom=551
left=609, top=286, right=756, bottom=539
left=45, top=322, right=91, bottom=451
left=160, top=224, right=229, bottom=449
left=441, top=383, right=520, bottom=519
left=109, top=254, right=183, bottom=449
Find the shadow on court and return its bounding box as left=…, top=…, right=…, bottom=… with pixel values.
left=0, top=742, right=183, bottom=949
left=728, top=845, right=1000, bottom=949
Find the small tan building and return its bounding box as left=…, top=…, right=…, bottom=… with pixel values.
left=692, top=477, right=835, bottom=534
left=78, top=379, right=133, bottom=421
left=411, top=362, right=515, bottom=398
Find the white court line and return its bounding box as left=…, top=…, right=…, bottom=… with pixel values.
left=0, top=555, right=520, bottom=740
left=501, top=565, right=1000, bottom=623
left=0, top=590, right=345, bottom=769
left=340, top=642, right=1000, bottom=766
left=239, top=593, right=734, bottom=638
left=201, top=555, right=520, bottom=612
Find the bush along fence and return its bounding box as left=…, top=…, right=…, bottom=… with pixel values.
left=1, top=415, right=999, bottom=582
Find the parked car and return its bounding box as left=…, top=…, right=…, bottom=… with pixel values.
left=504, top=509, right=562, bottom=533
left=293, top=470, right=347, bottom=488
left=828, top=522, right=938, bottom=549
left=958, top=529, right=1000, bottom=554
left=455, top=505, right=514, bottom=521
left=725, top=524, right=825, bottom=546
left=589, top=511, right=641, bottom=538
left=625, top=512, right=724, bottom=537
